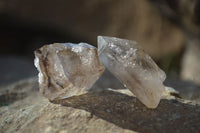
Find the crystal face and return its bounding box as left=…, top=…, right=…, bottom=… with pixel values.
left=34, top=43, right=105, bottom=100
left=98, top=36, right=166, bottom=108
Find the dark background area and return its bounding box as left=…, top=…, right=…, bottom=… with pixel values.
left=0, top=0, right=200, bottom=87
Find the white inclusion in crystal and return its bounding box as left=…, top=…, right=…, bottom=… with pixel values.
left=98, top=36, right=166, bottom=108
left=34, top=55, right=44, bottom=85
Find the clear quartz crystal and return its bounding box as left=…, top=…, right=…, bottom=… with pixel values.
left=34, top=43, right=105, bottom=100
left=98, top=36, right=166, bottom=108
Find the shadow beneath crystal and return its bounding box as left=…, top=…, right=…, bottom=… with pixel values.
left=52, top=90, right=200, bottom=133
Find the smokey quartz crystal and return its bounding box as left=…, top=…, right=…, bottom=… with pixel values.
left=98, top=36, right=166, bottom=108
left=34, top=43, right=105, bottom=100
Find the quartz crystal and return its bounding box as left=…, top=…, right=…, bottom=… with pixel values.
left=98, top=36, right=166, bottom=108
left=34, top=43, right=105, bottom=100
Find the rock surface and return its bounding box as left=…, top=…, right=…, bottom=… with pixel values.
left=164, top=78, right=200, bottom=104
left=0, top=77, right=200, bottom=133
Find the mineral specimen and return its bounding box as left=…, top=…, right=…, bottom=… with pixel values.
left=34, top=43, right=105, bottom=100
left=98, top=36, right=166, bottom=108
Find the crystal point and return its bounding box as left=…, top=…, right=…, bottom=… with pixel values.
left=34, top=43, right=105, bottom=100
left=98, top=36, right=166, bottom=108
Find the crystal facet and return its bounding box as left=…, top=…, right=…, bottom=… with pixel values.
left=98, top=36, right=166, bottom=108
left=34, top=43, right=105, bottom=100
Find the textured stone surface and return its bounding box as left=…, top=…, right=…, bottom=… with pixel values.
left=164, top=78, right=200, bottom=104
left=98, top=36, right=166, bottom=108
left=0, top=78, right=200, bottom=133
left=34, top=43, right=105, bottom=100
